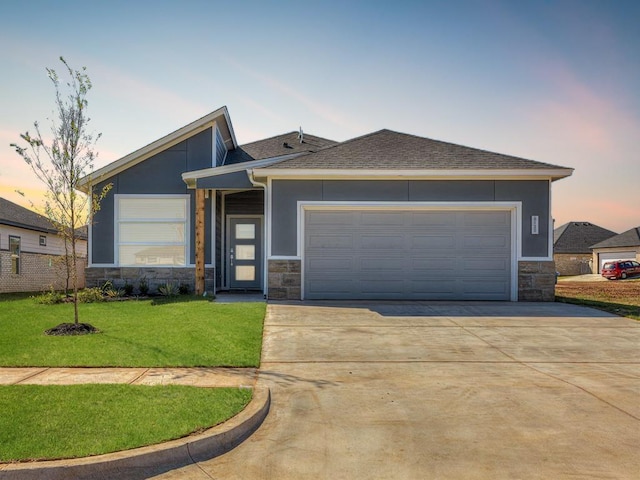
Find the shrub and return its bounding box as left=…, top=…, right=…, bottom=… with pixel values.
left=158, top=282, right=179, bottom=297
left=123, top=282, right=134, bottom=296
left=35, top=289, right=65, bottom=305
left=178, top=283, right=191, bottom=295
left=138, top=277, right=149, bottom=296
left=78, top=287, right=105, bottom=303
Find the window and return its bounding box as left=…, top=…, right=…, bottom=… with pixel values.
left=9, top=236, right=20, bottom=274
left=116, top=196, right=189, bottom=266
left=39, top=235, right=47, bottom=246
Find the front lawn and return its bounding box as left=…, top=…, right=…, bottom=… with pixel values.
left=555, top=278, right=640, bottom=320
left=0, top=384, right=251, bottom=462
left=0, top=295, right=266, bottom=367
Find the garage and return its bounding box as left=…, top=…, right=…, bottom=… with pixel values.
left=303, top=208, right=513, bottom=300
left=598, top=251, right=636, bottom=273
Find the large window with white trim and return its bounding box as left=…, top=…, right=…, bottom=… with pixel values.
left=116, top=195, right=189, bottom=266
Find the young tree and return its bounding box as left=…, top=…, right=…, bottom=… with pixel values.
left=11, top=57, right=111, bottom=329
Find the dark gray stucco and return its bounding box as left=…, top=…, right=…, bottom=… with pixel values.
left=90, top=128, right=214, bottom=265
left=270, top=179, right=550, bottom=257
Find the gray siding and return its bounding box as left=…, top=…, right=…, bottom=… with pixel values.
left=271, top=179, right=550, bottom=257
left=90, top=129, right=214, bottom=265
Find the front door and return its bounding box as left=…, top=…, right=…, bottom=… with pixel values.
left=227, top=217, right=262, bottom=290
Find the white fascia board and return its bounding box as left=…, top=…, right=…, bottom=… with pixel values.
left=252, top=168, right=574, bottom=181
left=182, top=153, right=311, bottom=187
left=78, top=107, right=232, bottom=191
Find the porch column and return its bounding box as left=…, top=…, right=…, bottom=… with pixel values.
left=195, top=188, right=206, bottom=295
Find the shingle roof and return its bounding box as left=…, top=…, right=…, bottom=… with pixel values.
left=0, top=197, right=57, bottom=233
left=237, top=131, right=337, bottom=162
left=553, top=221, right=617, bottom=254
left=590, top=227, right=640, bottom=249
left=260, top=129, right=570, bottom=171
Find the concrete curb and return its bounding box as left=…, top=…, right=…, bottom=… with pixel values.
left=0, top=386, right=270, bottom=480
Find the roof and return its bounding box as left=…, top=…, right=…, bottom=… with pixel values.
left=590, top=227, right=640, bottom=249
left=256, top=129, right=572, bottom=179
left=0, top=197, right=57, bottom=234
left=553, top=221, right=617, bottom=254
left=237, top=131, right=337, bottom=162
left=78, top=107, right=237, bottom=191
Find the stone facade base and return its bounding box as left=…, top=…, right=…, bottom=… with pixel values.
left=518, top=260, right=556, bottom=301
left=85, top=267, right=215, bottom=295
left=268, top=260, right=301, bottom=300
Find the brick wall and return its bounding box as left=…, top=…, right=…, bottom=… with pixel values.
left=0, top=251, right=86, bottom=293
left=85, top=267, right=214, bottom=294
left=554, top=254, right=593, bottom=276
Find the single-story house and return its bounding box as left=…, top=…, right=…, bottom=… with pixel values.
left=590, top=227, right=640, bottom=273
left=0, top=197, right=87, bottom=293
left=553, top=221, right=617, bottom=275
left=78, top=106, right=573, bottom=301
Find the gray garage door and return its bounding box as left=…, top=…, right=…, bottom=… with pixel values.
left=304, top=209, right=512, bottom=300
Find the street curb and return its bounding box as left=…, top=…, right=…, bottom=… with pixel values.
left=0, top=386, right=271, bottom=480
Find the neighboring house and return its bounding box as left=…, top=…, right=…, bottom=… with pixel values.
left=78, top=106, right=573, bottom=301
left=553, top=221, right=617, bottom=275
left=590, top=227, right=640, bottom=273
left=0, top=197, right=87, bottom=293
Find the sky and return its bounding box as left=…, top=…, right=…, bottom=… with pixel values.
left=0, top=0, right=638, bottom=233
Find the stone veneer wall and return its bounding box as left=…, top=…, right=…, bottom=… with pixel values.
left=268, top=260, right=301, bottom=300
left=518, top=260, right=556, bottom=301
left=85, top=267, right=214, bottom=294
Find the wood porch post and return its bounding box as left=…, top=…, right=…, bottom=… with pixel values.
left=195, top=188, right=206, bottom=295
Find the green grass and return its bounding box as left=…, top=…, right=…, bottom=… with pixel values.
left=0, top=296, right=265, bottom=367
left=0, top=384, right=252, bottom=462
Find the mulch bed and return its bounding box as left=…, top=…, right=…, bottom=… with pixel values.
left=45, top=323, right=101, bottom=336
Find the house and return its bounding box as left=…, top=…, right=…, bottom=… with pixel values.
left=590, top=226, right=640, bottom=273
left=78, top=106, right=573, bottom=301
left=553, top=221, right=617, bottom=275
left=0, top=197, right=87, bottom=293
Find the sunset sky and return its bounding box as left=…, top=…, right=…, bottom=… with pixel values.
left=1, top=0, right=638, bottom=233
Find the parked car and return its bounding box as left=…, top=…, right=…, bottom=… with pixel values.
left=601, top=260, right=640, bottom=280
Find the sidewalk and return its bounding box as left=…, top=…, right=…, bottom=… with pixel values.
left=0, top=367, right=258, bottom=387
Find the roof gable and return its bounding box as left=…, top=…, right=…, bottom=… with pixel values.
left=590, top=227, right=640, bottom=249
left=78, top=107, right=236, bottom=191
left=553, top=221, right=617, bottom=253
left=257, top=129, right=572, bottom=177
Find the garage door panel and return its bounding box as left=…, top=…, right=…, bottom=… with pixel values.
left=304, top=209, right=512, bottom=300
left=307, top=211, right=354, bottom=225
left=360, top=234, right=406, bottom=249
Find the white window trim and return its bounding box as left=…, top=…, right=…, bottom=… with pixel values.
left=114, top=194, right=191, bottom=267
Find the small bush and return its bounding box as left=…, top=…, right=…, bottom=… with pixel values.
left=158, top=282, right=179, bottom=297
left=124, top=282, right=134, bottom=296
left=78, top=287, right=105, bottom=303
left=138, top=277, right=149, bottom=296
left=178, top=283, right=191, bottom=295
left=35, top=289, right=65, bottom=305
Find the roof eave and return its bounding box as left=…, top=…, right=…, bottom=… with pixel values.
left=250, top=168, right=574, bottom=181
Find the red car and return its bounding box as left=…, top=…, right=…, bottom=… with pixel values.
left=601, top=260, right=640, bottom=280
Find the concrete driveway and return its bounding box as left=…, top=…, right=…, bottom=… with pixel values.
left=157, top=302, right=640, bottom=479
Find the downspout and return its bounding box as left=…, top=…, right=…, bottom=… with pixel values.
left=248, top=169, right=269, bottom=299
